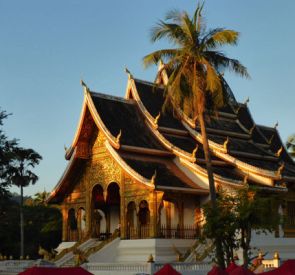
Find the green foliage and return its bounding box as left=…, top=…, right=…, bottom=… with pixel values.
left=0, top=109, right=17, bottom=199
left=143, top=2, right=249, bottom=117
left=286, top=134, right=295, bottom=157
left=0, top=194, right=62, bottom=258
left=143, top=2, right=249, bottom=268
left=202, top=188, right=281, bottom=267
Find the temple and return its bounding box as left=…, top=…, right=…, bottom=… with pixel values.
left=48, top=66, right=295, bottom=264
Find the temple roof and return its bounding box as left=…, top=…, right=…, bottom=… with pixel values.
left=48, top=72, right=295, bottom=203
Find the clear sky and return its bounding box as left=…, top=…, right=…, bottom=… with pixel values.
left=1, top=0, right=295, bottom=196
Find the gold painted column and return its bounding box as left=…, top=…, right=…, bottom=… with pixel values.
left=120, top=172, right=126, bottom=239
left=62, top=205, right=68, bottom=241
left=85, top=174, right=92, bottom=237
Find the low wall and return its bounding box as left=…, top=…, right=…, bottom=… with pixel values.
left=83, top=262, right=211, bottom=275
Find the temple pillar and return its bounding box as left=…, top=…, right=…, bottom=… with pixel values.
left=120, top=173, right=126, bottom=239
left=149, top=191, right=164, bottom=238
left=61, top=204, right=67, bottom=241
left=85, top=180, right=92, bottom=237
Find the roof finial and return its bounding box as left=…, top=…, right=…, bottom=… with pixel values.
left=274, top=121, right=279, bottom=129
left=275, top=146, right=283, bottom=157
left=124, top=67, right=133, bottom=80
left=192, top=144, right=199, bottom=159
left=80, top=79, right=89, bottom=94
left=116, top=130, right=122, bottom=144
left=244, top=97, right=250, bottom=106
left=151, top=170, right=157, bottom=185
left=223, top=137, right=230, bottom=151
left=154, top=112, right=161, bottom=125
left=249, top=124, right=256, bottom=135
left=64, top=145, right=68, bottom=152
left=277, top=162, right=285, bottom=176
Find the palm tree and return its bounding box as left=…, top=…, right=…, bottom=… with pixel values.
left=7, top=147, right=42, bottom=258
left=143, top=3, right=249, bottom=267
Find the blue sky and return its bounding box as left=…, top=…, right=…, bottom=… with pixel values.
left=1, top=0, right=295, bottom=196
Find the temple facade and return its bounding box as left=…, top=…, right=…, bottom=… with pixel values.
left=48, top=67, right=295, bottom=249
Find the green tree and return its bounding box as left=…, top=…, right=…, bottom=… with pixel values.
left=0, top=109, right=17, bottom=199
left=7, top=148, right=42, bottom=258
left=286, top=134, right=295, bottom=158
left=203, top=188, right=280, bottom=267
left=33, top=190, right=50, bottom=206
left=143, top=3, right=249, bottom=267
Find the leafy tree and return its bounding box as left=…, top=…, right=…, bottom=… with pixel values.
left=143, top=3, right=249, bottom=267
left=203, top=187, right=280, bottom=267
left=286, top=134, right=295, bottom=158
left=33, top=190, right=50, bottom=206
left=7, top=148, right=42, bottom=258
left=0, top=109, right=17, bottom=199
left=0, top=193, right=62, bottom=258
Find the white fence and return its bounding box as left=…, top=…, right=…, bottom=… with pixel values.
left=83, top=262, right=211, bottom=275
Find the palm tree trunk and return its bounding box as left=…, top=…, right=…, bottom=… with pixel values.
left=199, top=111, right=224, bottom=268
left=198, top=112, right=216, bottom=204
left=20, top=185, right=24, bottom=258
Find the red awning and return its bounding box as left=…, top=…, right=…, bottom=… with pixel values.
left=208, top=265, right=228, bottom=275
left=18, top=266, right=93, bottom=275
left=226, top=262, right=238, bottom=273
left=260, top=260, right=295, bottom=275
left=154, top=264, right=181, bottom=275
left=228, top=266, right=254, bottom=275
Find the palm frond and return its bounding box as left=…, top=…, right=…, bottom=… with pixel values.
left=143, top=49, right=179, bottom=68
left=204, top=51, right=250, bottom=78
left=201, top=29, right=239, bottom=50
left=193, top=1, right=205, bottom=34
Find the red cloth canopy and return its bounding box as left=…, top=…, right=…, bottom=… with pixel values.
left=18, top=266, right=93, bottom=275
left=229, top=266, right=254, bottom=275
left=226, top=262, right=238, bottom=273
left=154, top=264, right=181, bottom=275
left=260, top=260, right=295, bottom=275
left=207, top=265, right=228, bottom=275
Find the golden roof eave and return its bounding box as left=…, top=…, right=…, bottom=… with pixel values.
left=47, top=148, right=79, bottom=203
left=105, top=140, right=155, bottom=188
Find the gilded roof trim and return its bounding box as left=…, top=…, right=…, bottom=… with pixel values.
left=105, top=141, right=155, bottom=188
left=47, top=148, right=78, bottom=203
left=85, top=90, right=120, bottom=149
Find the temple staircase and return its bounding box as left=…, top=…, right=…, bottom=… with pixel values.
left=55, top=231, right=120, bottom=267
left=183, top=239, right=214, bottom=263
left=55, top=238, right=100, bottom=267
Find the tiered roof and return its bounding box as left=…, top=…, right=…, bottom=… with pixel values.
left=48, top=71, right=295, bottom=203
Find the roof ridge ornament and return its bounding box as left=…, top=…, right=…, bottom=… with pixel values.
left=223, top=137, right=230, bottom=151
left=277, top=162, right=285, bottom=177
left=116, top=130, right=122, bottom=144
left=124, top=67, right=133, bottom=80
left=154, top=112, right=161, bottom=125
left=275, top=146, right=283, bottom=157
left=235, top=97, right=249, bottom=114
left=80, top=79, right=89, bottom=94
left=243, top=174, right=249, bottom=184
left=274, top=121, right=279, bottom=129
left=244, top=97, right=250, bottom=106
left=150, top=170, right=157, bottom=185
left=192, top=144, right=199, bottom=159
